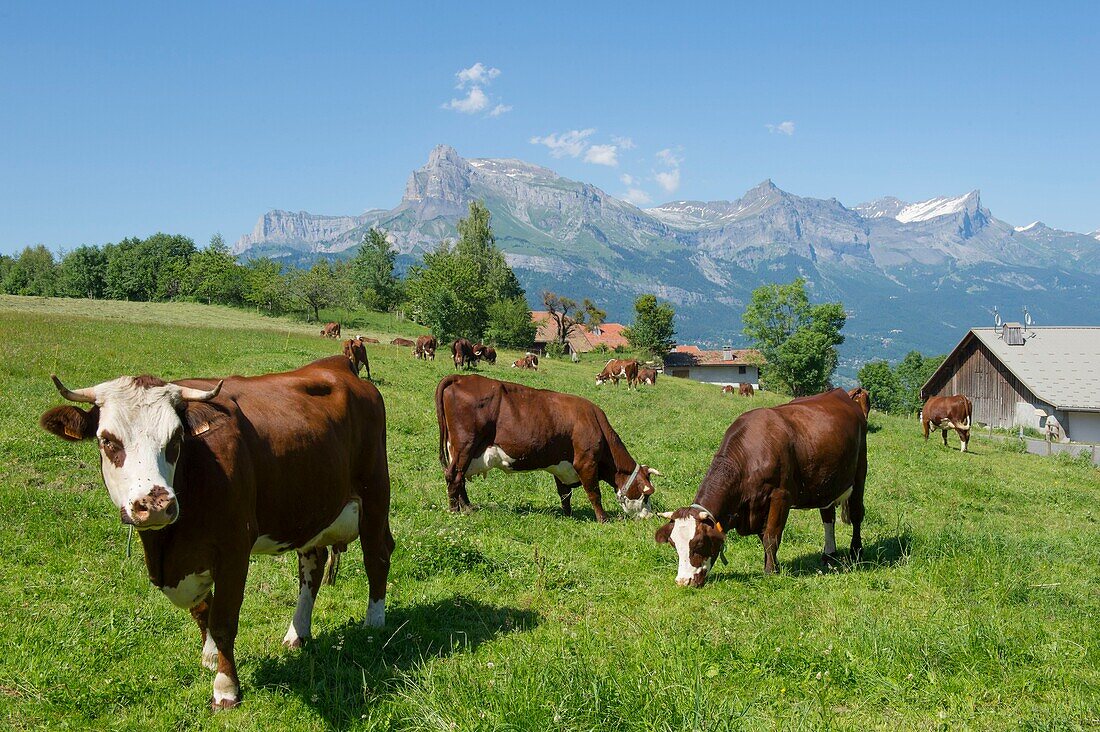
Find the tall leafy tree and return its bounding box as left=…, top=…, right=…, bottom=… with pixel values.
left=289, top=260, right=344, bottom=321
left=58, top=245, right=107, bottom=299
left=742, top=278, right=846, bottom=396
left=623, top=294, right=676, bottom=358
left=242, top=257, right=290, bottom=315
left=486, top=296, right=537, bottom=348
left=857, top=360, right=902, bottom=412
left=3, top=245, right=58, bottom=296
left=186, top=234, right=244, bottom=305
left=894, top=350, right=946, bottom=414
left=543, top=292, right=586, bottom=346
left=350, top=228, right=402, bottom=311
left=104, top=233, right=195, bottom=301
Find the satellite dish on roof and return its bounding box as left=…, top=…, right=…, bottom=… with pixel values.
left=993, top=306, right=1002, bottom=329
left=1023, top=307, right=1033, bottom=328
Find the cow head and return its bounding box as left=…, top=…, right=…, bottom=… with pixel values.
left=617, top=465, right=660, bottom=518
left=40, top=374, right=222, bottom=530
left=654, top=505, right=726, bottom=587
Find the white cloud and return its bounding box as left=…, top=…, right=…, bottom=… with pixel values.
left=612, top=135, right=636, bottom=150
left=621, top=188, right=652, bottom=206
left=443, top=86, right=489, bottom=114
left=620, top=173, right=637, bottom=185
left=656, top=148, right=684, bottom=167
left=456, top=62, right=500, bottom=88
left=489, top=103, right=512, bottom=117
left=584, top=144, right=618, bottom=166
left=766, top=121, right=796, bottom=136
left=529, top=129, right=595, bottom=158
left=655, top=169, right=681, bottom=194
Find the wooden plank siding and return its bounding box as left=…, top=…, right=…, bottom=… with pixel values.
left=923, top=334, right=1052, bottom=429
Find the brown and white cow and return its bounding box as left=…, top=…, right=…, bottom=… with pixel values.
left=415, top=335, right=438, bottom=361
left=435, top=374, right=660, bottom=522
left=847, top=387, right=870, bottom=417
left=472, top=343, right=497, bottom=365
left=512, top=354, right=538, bottom=370
left=343, top=337, right=372, bottom=379
left=39, top=357, right=393, bottom=710
left=921, top=394, right=973, bottom=452
left=320, top=322, right=341, bottom=339
left=655, top=388, right=867, bottom=586
left=596, top=358, right=639, bottom=387
left=638, top=367, right=658, bottom=385
left=452, top=338, right=476, bottom=369
left=390, top=337, right=415, bottom=347
left=721, top=385, right=735, bottom=395
left=739, top=383, right=754, bottom=397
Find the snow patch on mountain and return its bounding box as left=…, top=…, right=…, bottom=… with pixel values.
left=895, top=191, right=979, bottom=223
left=1014, top=221, right=1042, bottom=232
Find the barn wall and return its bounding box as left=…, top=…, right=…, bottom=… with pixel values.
left=926, top=337, right=1049, bottom=429
left=1066, top=412, right=1100, bottom=444
left=674, top=365, right=759, bottom=388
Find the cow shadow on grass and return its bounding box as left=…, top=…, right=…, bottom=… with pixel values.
left=250, top=595, right=539, bottom=729
left=705, top=531, right=913, bottom=584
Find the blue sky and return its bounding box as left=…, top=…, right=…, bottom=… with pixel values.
left=1, top=1, right=1097, bottom=254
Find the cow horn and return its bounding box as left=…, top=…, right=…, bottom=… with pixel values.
left=697, top=510, right=711, bottom=520
left=657, top=511, right=674, bottom=519
left=647, top=468, right=662, bottom=477
left=51, top=375, right=97, bottom=403
left=178, top=380, right=223, bottom=402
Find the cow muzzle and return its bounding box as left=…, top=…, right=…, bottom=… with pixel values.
left=123, top=486, right=179, bottom=529
left=676, top=570, right=708, bottom=588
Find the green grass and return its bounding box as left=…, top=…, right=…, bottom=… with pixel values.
left=0, top=296, right=1098, bottom=731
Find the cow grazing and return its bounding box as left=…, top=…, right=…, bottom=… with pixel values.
left=739, top=383, right=754, bottom=397
left=415, top=335, right=438, bottom=361
left=39, top=357, right=393, bottom=710
left=921, top=394, right=973, bottom=452
left=639, top=367, right=658, bottom=385
left=472, top=343, right=497, bottom=365
left=655, top=388, right=867, bottom=586
left=390, top=337, right=415, bottom=347
left=435, top=374, right=660, bottom=522
left=721, top=385, right=735, bottom=395
left=847, top=387, right=870, bottom=417
left=343, top=337, right=372, bottom=380
left=320, top=322, right=341, bottom=339
left=361, top=337, right=380, bottom=344
left=452, top=338, right=476, bottom=369
left=512, top=354, right=538, bottom=370
left=596, top=358, right=639, bottom=387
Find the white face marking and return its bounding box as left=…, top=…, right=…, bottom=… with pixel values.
left=670, top=517, right=710, bottom=586
left=161, top=571, right=213, bottom=609
left=823, top=521, right=837, bottom=555
left=619, top=494, right=651, bottom=519
left=91, top=377, right=185, bottom=525
left=545, top=460, right=581, bottom=485
left=365, top=598, right=386, bottom=628
left=202, top=632, right=218, bottom=671
left=467, top=446, right=517, bottom=476
left=212, top=672, right=239, bottom=705
left=283, top=552, right=319, bottom=647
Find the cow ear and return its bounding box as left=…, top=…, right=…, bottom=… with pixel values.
left=654, top=522, right=674, bottom=544
left=40, top=405, right=99, bottom=441
left=178, top=401, right=230, bottom=438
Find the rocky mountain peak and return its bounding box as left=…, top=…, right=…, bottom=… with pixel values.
left=403, top=144, right=473, bottom=203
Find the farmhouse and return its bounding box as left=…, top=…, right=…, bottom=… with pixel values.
left=922, top=324, right=1100, bottom=443
left=662, top=345, right=765, bottom=389
left=531, top=311, right=630, bottom=354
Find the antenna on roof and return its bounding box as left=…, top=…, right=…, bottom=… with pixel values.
left=1023, top=307, right=1036, bottom=339
left=993, top=306, right=1002, bottom=330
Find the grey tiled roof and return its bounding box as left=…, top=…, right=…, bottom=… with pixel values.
left=970, top=327, right=1100, bottom=411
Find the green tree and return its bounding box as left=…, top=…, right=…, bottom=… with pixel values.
left=857, top=360, right=902, bottom=412
left=582, top=298, right=607, bottom=331
left=742, top=278, right=846, bottom=396
left=623, top=294, right=677, bottom=358
left=289, top=261, right=344, bottom=322
left=455, top=201, right=523, bottom=301
left=3, top=245, right=58, bottom=296
left=242, top=258, right=290, bottom=315
left=543, top=291, right=585, bottom=346
left=58, top=245, right=107, bottom=299
left=104, top=233, right=195, bottom=301
left=486, top=296, right=537, bottom=348
left=894, top=350, right=946, bottom=414
left=186, top=234, right=244, bottom=305
left=350, top=228, right=402, bottom=311
left=0, top=255, right=13, bottom=290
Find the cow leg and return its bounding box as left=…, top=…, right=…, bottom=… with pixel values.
left=282, top=547, right=328, bottom=649
left=208, top=557, right=248, bottom=710
left=819, top=506, right=840, bottom=568
left=761, top=496, right=791, bottom=575
left=443, top=442, right=475, bottom=512
left=360, top=515, right=394, bottom=629
left=576, top=466, right=608, bottom=523
left=848, top=448, right=868, bottom=562
left=554, top=477, right=573, bottom=517
left=941, top=428, right=949, bottom=447
left=364, top=357, right=371, bottom=381
left=958, top=431, right=968, bottom=453
left=923, top=420, right=930, bottom=440
left=191, top=597, right=218, bottom=671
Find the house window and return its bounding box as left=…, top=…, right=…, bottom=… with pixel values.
left=738, top=366, right=746, bottom=375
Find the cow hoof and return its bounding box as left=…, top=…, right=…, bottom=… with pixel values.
left=822, top=552, right=842, bottom=569
left=211, top=696, right=241, bottom=711
left=282, top=637, right=305, bottom=650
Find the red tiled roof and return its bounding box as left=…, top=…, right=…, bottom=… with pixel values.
left=531, top=311, right=629, bottom=352
left=664, top=345, right=766, bottom=367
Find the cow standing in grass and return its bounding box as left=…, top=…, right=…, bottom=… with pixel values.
left=320, top=322, right=341, bottom=339
left=452, top=338, right=476, bottom=369
left=415, top=335, right=437, bottom=361
left=472, top=343, right=497, bottom=365
left=596, top=359, right=639, bottom=388
left=655, top=388, right=867, bottom=586
left=921, top=394, right=973, bottom=452
left=39, top=357, right=393, bottom=710
left=739, top=383, right=754, bottom=397
left=638, top=367, right=658, bottom=385
left=343, top=337, right=371, bottom=379
left=847, top=387, right=870, bottom=417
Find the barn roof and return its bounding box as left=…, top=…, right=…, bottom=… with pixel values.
left=663, top=345, right=766, bottom=368
left=925, top=327, right=1100, bottom=412
left=531, top=312, right=630, bottom=352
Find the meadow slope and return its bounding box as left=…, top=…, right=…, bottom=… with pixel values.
left=0, top=297, right=1097, bottom=731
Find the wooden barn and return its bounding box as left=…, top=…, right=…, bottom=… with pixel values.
left=922, top=324, right=1100, bottom=443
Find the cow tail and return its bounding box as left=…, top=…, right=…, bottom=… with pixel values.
left=322, top=547, right=342, bottom=586
left=840, top=499, right=851, bottom=525
left=436, top=375, right=456, bottom=469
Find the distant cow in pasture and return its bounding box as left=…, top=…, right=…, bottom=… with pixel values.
left=390, top=337, right=415, bottom=347
left=638, top=367, right=658, bottom=385
left=360, top=337, right=380, bottom=344
left=739, top=383, right=754, bottom=397
left=512, top=354, right=539, bottom=370
left=343, top=337, right=372, bottom=379
left=655, top=388, right=867, bottom=586
left=435, top=374, right=660, bottom=522
left=320, top=322, right=341, bottom=339
left=721, top=385, right=735, bottom=395
left=415, top=335, right=438, bottom=361
left=452, top=338, right=476, bottom=369
left=847, top=387, right=870, bottom=417
left=472, top=343, right=497, bottom=365
left=596, top=359, right=639, bottom=387
left=921, top=394, right=973, bottom=452
left=38, top=357, right=392, bottom=710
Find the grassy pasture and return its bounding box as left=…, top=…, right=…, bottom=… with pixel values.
left=0, top=296, right=1097, bottom=731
